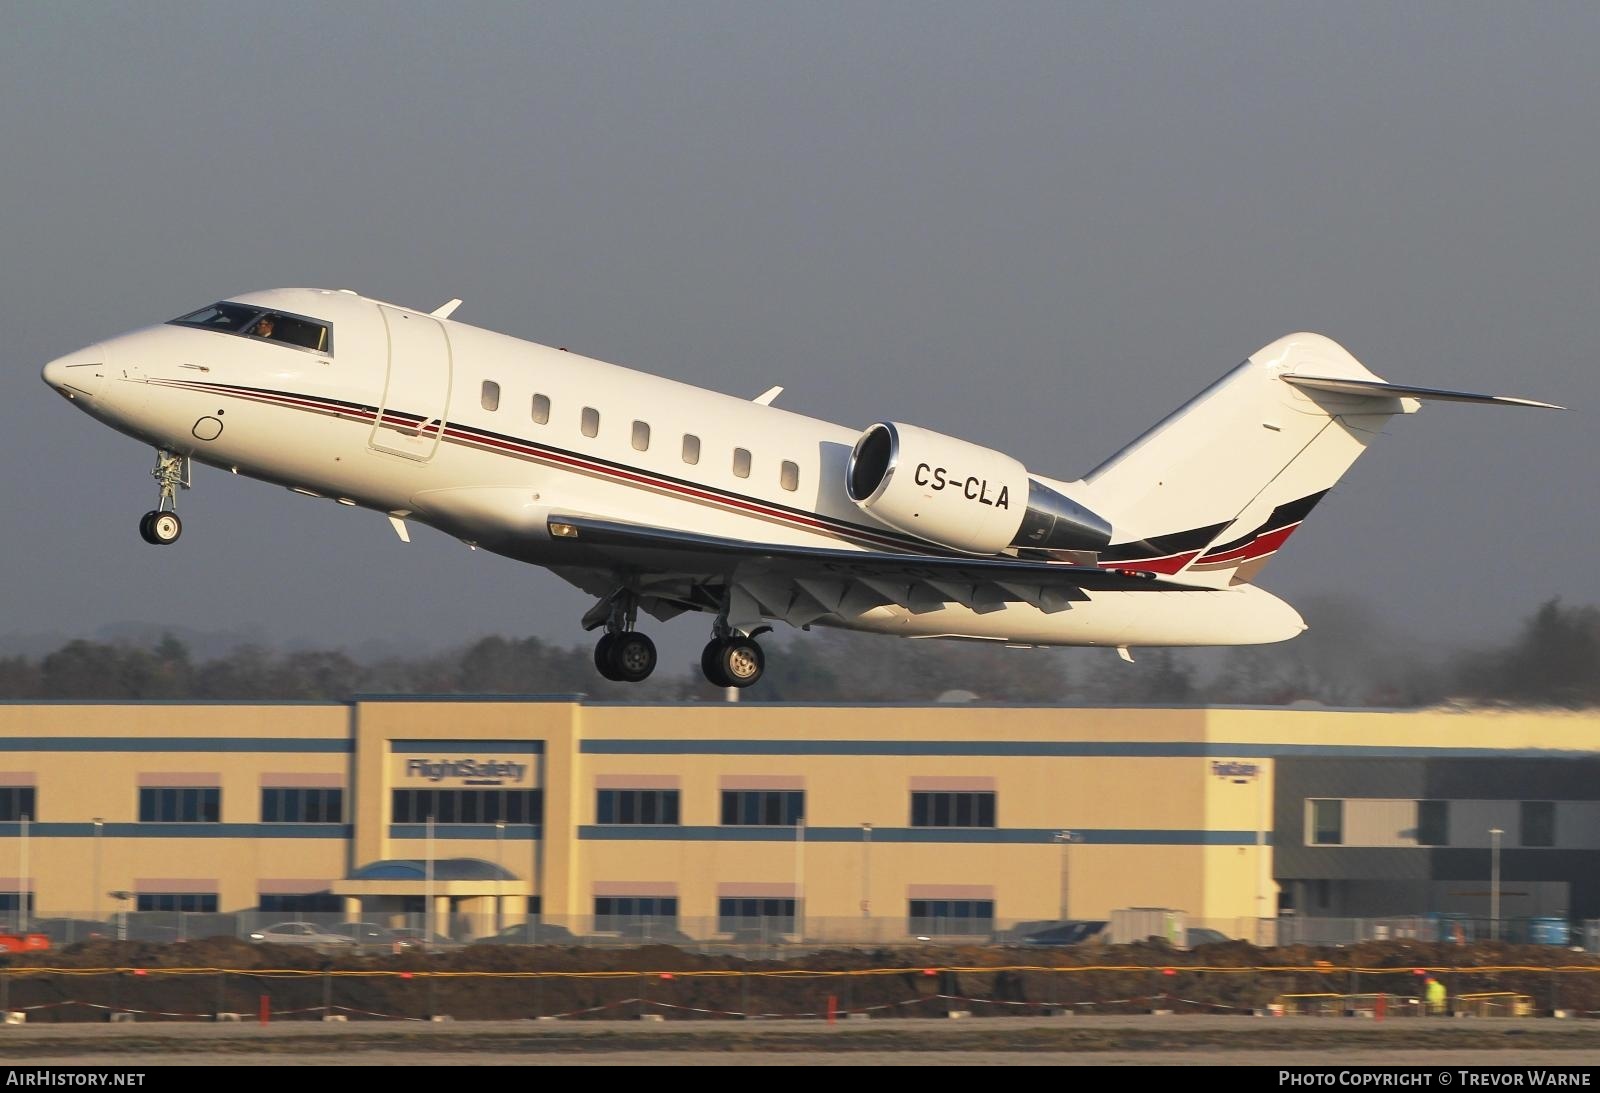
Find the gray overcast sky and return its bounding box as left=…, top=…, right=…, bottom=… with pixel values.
left=0, top=2, right=1593, bottom=667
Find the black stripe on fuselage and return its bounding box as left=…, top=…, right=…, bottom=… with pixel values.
left=1198, top=490, right=1329, bottom=559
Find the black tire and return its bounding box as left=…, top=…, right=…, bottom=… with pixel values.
left=701, top=639, right=731, bottom=687
left=608, top=632, right=657, bottom=683
left=593, top=634, right=621, bottom=681
left=144, top=510, right=181, bottom=545
left=717, top=636, right=765, bottom=688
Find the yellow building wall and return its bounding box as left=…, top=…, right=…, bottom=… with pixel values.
left=0, top=703, right=349, bottom=916
left=1, top=699, right=1597, bottom=935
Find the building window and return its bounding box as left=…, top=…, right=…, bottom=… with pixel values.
left=720, top=790, right=804, bottom=826
left=391, top=789, right=542, bottom=825
left=1521, top=800, right=1556, bottom=848
left=682, top=434, right=700, bottom=464
left=718, top=898, right=796, bottom=935
left=593, top=896, right=678, bottom=932
left=261, top=788, right=344, bottom=823
left=532, top=394, right=550, bottom=424
left=139, top=787, right=221, bottom=823
left=1309, top=799, right=1342, bottom=845
left=1416, top=800, right=1449, bottom=846
left=911, top=791, right=996, bottom=828
left=597, top=789, right=680, bottom=825
left=481, top=380, right=500, bottom=411
left=732, top=447, right=751, bottom=478
left=0, top=788, right=35, bottom=822
left=909, top=899, right=994, bottom=937
left=259, top=893, right=340, bottom=914
left=632, top=421, right=650, bottom=452
left=0, top=894, right=35, bottom=915
left=581, top=407, right=600, bottom=437
left=136, top=893, right=218, bottom=913
left=780, top=460, right=799, bottom=491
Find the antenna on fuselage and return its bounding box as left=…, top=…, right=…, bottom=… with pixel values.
left=430, top=299, right=463, bottom=319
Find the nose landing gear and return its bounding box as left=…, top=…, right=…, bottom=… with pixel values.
left=139, top=450, right=190, bottom=545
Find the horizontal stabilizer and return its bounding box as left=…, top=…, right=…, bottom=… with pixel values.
left=1282, top=373, right=1565, bottom=410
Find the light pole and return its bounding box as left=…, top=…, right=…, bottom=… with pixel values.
left=496, top=819, right=506, bottom=933
left=794, top=816, right=806, bottom=941
left=1489, top=827, right=1504, bottom=941
left=860, top=822, right=873, bottom=923
left=1054, top=830, right=1080, bottom=921
left=18, top=814, right=28, bottom=933
left=92, top=818, right=104, bottom=929
left=425, top=813, right=435, bottom=952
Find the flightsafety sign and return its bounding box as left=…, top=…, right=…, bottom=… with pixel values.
left=393, top=754, right=536, bottom=787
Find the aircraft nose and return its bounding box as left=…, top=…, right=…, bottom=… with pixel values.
left=42, top=344, right=107, bottom=400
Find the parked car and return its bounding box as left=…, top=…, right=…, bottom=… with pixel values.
left=0, top=933, right=49, bottom=953
left=606, top=922, right=693, bottom=946
left=247, top=921, right=359, bottom=949
left=327, top=921, right=410, bottom=952
left=31, top=918, right=115, bottom=945
left=386, top=927, right=464, bottom=951
left=1184, top=927, right=1233, bottom=947
left=469, top=921, right=576, bottom=946
left=998, top=920, right=1109, bottom=946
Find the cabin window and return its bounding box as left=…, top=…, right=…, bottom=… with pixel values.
left=780, top=460, right=799, bottom=492
left=732, top=448, right=752, bottom=479
left=481, top=381, right=500, bottom=412
left=531, top=394, right=550, bottom=424
left=632, top=421, right=651, bottom=452
left=682, top=434, right=700, bottom=465
left=581, top=407, right=600, bottom=438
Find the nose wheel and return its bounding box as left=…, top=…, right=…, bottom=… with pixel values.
left=139, top=449, right=190, bottom=546
left=701, top=636, right=765, bottom=688
left=139, top=510, right=183, bottom=545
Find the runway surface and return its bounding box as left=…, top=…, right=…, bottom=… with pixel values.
left=0, top=1015, right=1597, bottom=1066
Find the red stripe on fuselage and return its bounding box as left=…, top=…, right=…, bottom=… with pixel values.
left=156, top=379, right=935, bottom=556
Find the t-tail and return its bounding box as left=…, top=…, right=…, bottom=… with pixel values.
left=1062, top=332, right=1563, bottom=588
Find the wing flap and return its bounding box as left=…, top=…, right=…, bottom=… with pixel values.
left=543, top=513, right=1204, bottom=627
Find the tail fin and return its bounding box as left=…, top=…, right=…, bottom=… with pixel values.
left=1065, top=333, right=1562, bottom=588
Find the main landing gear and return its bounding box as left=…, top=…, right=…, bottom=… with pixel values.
left=586, top=589, right=768, bottom=689
left=591, top=590, right=660, bottom=683
left=594, top=631, right=658, bottom=683
left=700, top=635, right=765, bottom=689
left=139, top=450, right=190, bottom=545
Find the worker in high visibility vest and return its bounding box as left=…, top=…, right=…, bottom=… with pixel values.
left=1425, top=975, right=1447, bottom=1016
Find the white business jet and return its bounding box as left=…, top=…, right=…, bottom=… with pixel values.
left=41, top=288, right=1560, bottom=688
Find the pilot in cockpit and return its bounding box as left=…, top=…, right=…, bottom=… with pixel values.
left=251, top=315, right=276, bottom=340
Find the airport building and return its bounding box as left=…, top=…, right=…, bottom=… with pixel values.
left=0, top=698, right=1596, bottom=945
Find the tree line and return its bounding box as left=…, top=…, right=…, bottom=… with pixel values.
left=0, top=597, right=1595, bottom=706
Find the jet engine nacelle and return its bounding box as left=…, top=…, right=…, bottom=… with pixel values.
left=846, top=422, right=1113, bottom=556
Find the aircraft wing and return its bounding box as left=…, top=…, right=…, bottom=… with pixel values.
left=545, top=513, right=1207, bottom=631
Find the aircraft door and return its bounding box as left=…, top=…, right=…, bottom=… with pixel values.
left=369, top=305, right=453, bottom=461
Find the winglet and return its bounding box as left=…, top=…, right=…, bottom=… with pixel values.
left=430, top=299, right=463, bottom=320
left=753, top=386, right=784, bottom=406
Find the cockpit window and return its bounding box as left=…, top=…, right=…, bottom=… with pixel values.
left=171, top=302, right=263, bottom=332
left=169, top=302, right=332, bottom=355
left=248, top=312, right=330, bottom=352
